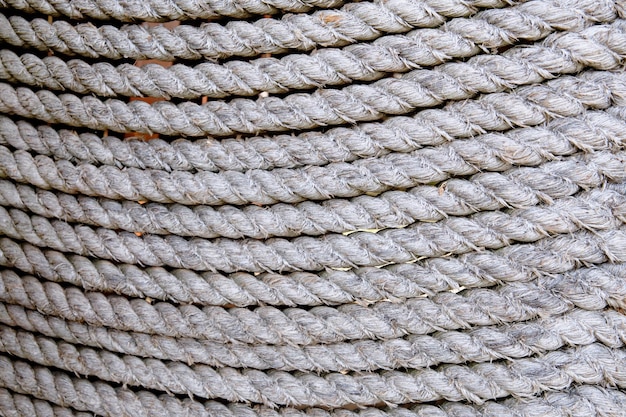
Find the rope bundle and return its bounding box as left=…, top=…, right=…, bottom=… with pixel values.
left=0, top=0, right=625, bottom=416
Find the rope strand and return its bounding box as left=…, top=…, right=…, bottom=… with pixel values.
left=1, top=71, right=619, bottom=172
left=1, top=114, right=623, bottom=239
left=1, top=223, right=624, bottom=306
left=0, top=344, right=624, bottom=408
left=1, top=22, right=625, bottom=136
left=1, top=385, right=625, bottom=417
left=0, top=0, right=508, bottom=61
left=1, top=264, right=624, bottom=344
left=0, top=182, right=624, bottom=271
left=0, top=0, right=615, bottom=98
left=1, top=308, right=624, bottom=372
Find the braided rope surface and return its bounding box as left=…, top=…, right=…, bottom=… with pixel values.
left=1, top=0, right=626, bottom=416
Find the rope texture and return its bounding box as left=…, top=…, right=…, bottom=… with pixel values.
left=1, top=0, right=626, bottom=415
left=0, top=0, right=618, bottom=98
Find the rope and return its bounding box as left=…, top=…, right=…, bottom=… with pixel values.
left=0, top=0, right=516, bottom=22
left=0, top=0, right=349, bottom=21
left=2, top=264, right=624, bottom=344
left=1, top=227, right=624, bottom=306
left=2, top=0, right=626, bottom=415
left=0, top=0, right=509, bottom=61
left=1, top=71, right=619, bottom=171
left=0, top=183, right=624, bottom=272
left=1, top=385, right=626, bottom=417
left=1, top=344, right=624, bottom=408
left=2, top=308, right=624, bottom=372
left=0, top=0, right=616, bottom=98
left=2, top=24, right=626, bottom=137
left=1, top=114, right=623, bottom=239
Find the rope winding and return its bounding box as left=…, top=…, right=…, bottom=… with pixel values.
left=0, top=0, right=617, bottom=98
left=2, top=24, right=626, bottom=136
left=1, top=0, right=626, bottom=415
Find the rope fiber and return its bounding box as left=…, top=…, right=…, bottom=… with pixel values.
left=1, top=0, right=626, bottom=415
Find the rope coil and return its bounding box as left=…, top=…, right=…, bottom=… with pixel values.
left=1, top=0, right=625, bottom=415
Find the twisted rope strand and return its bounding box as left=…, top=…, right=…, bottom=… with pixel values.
left=0, top=388, right=95, bottom=417
left=1, top=71, right=619, bottom=172
left=1, top=222, right=624, bottom=306
left=2, top=23, right=626, bottom=136
left=0, top=0, right=511, bottom=61
left=0, top=0, right=348, bottom=21
left=2, top=264, right=625, bottom=344
left=1, top=384, right=626, bottom=417
left=0, top=0, right=515, bottom=23
left=2, top=308, right=624, bottom=372
left=0, top=312, right=625, bottom=398
left=1, top=114, right=624, bottom=239
left=0, top=0, right=616, bottom=99
left=1, top=182, right=624, bottom=272
left=3, top=125, right=626, bottom=207
left=1, top=344, right=625, bottom=407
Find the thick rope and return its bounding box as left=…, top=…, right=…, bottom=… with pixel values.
left=0, top=388, right=95, bottom=417
left=1, top=71, right=619, bottom=172
left=0, top=0, right=348, bottom=21
left=2, top=265, right=624, bottom=345
left=0, top=0, right=515, bottom=22
left=1, top=23, right=626, bottom=137
left=4, top=129, right=626, bottom=208
left=1, top=344, right=625, bottom=408
left=0, top=314, right=625, bottom=397
left=0, top=0, right=616, bottom=98
left=2, top=308, right=624, bottom=372
left=0, top=183, right=624, bottom=272
left=1, top=225, right=623, bottom=306
left=1, top=384, right=626, bottom=417
left=0, top=0, right=516, bottom=61
left=1, top=114, right=623, bottom=239
left=1, top=0, right=625, bottom=414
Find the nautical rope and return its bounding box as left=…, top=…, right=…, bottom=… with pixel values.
left=2, top=0, right=626, bottom=415
left=0, top=0, right=515, bottom=61
left=2, top=308, right=624, bottom=372
left=2, top=24, right=626, bottom=136
left=0, top=184, right=624, bottom=271
left=1, top=226, right=624, bottom=306
left=0, top=317, right=625, bottom=399
left=1, top=385, right=625, bottom=417
left=1, top=71, right=620, bottom=171
left=0, top=0, right=513, bottom=22
left=2, top=385, right=626, bottom=417
left=1, top=116, right=624, bottom=238
left=0, top=0, right=617, bottom=98
left=2, top=265, right=624, bottom=344
left=0, top=344, right=624, bottom=408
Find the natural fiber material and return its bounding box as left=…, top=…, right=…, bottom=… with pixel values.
left=1, top=0, right=625, bottom=415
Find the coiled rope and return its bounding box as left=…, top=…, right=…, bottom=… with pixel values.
left=1, top=0, right=625, bottom=415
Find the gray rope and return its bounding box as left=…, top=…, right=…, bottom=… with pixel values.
left=2, top=24, right=626, bottom=137
left=1, top=222, right=623, bottom=306
left=1, top=71, right=619, bottom=172
left=2, top=128, right=624, bottom=206
left=0, top=0, right=616, bottom=99
left=2, top=308, right=624, bottom=372
left=0, top=0, right=347, bottom=21
left=1, top=344, right=625, bottom=408
left=0, top=388, right=95, bottom=417
left=0, top=0, right=511, bottom=61
left=2, top=265, right=624, bottom=344
left=1, top=183, right=624, bottom=272
left=1, top=384, right=625, bottom=417
left=0, top=0, right=514, bottom=22
left=1, top=114, right=623, bottom=239
left=0, top=312, right=625, bottom=397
